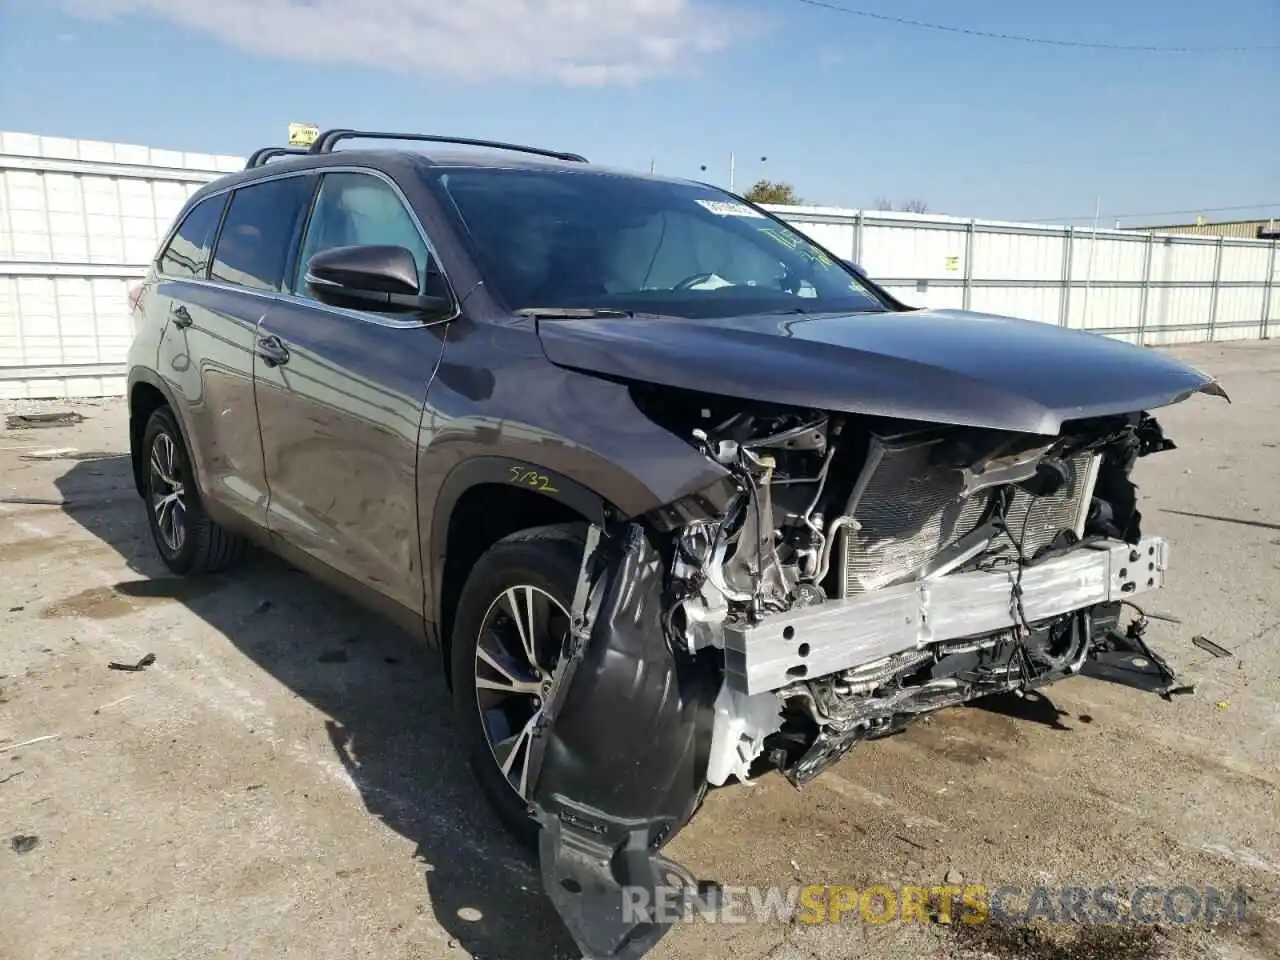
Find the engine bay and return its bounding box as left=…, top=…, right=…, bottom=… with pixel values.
left=531, top=385, right=1203, bottom=960
left=629, top=384, right=1185, bottom=788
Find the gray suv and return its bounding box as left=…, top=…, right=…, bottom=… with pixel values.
left=127, top=129, right=1224, bottom=958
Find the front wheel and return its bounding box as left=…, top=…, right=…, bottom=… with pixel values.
left=450, top=524, right=585, bottom=847
left=141, top=407, right=248, bottom=575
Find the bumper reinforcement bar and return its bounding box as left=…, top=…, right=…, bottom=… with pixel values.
left=724, top=537, right=1169, bottom=694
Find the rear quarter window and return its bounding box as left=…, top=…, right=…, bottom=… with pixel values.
left=210, top=176, right=314, bottom=292
left=157, top=194, right=226, bottom=279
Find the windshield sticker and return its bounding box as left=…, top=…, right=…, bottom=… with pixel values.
left=759, top=227, right=834, bottom=267
left=695, top=199, right=765, bottom=218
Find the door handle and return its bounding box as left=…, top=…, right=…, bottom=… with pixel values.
left=170, top=304, right=193, bottom=329
left=255, top=335, right=291, bottom=368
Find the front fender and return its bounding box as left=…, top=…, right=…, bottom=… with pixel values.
left=426, top=454, right=613, bottom=636
left=416, top=333, right=731, bottom=641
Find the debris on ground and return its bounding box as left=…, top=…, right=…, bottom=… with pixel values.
left=107, top=653, right=156, bottom=672
left=1192, top=635, right=1233, bottom=658
left=1216, top=700, right=1230, bottom=711
left=11, top=834, right=40, bottom=854
left=951, top=914, right=1162, bottom=960
left=0, top=734, right=61, bottom=754
left=944, top=868, right=964, bottom=885
left=5, top=412, right=85, bottom=430
left=93, top=695, right=135, bottom=715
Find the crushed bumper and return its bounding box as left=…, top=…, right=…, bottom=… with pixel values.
left=532, top=530, right=1176, bottom=957
left=724, top=537, right=1169, bottom=694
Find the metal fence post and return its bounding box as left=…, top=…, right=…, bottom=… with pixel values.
left=1059, top=227, right=1075, bottom=327
left=1262, top=240, right=1277, bottom=339
left=38, top=169, right=61, bottom=369
left=853, top=209, right=864, bottom=266
left=1207, top=235, right=1225, bottom=342
left=1136, top=232, right=1154, bottom=347
left=962, top=219, right=975, bottom=310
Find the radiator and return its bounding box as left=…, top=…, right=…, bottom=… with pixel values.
left=839, top=432, right=1099, bottom=596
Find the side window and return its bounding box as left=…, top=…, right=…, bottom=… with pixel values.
left=294, top=172, right=431, bottom=295
left=210, top=177, right=314, bottom=292
left=157, top=194, right=226, bottom=280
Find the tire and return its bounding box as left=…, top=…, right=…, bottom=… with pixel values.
left=141, top=406, right=248, bottom=575
left=450, top=523, right=586, bottom=847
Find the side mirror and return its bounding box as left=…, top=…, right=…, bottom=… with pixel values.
left=306, top=244, right=453, bottom=317
left=843, top=259, right=868, bottom=278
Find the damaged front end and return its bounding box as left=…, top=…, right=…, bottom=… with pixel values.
left=528, top=387, right=1214, bottom=958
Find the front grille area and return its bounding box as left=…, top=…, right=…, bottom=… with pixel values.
left=839, top=432, right=1098, bottom=596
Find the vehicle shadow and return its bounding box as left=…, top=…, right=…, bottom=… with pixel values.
left=55, top=454, right=578, bottom=960
left=969, top=689, right=1074, bottom=731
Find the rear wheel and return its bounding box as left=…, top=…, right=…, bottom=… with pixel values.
left=141, top=407, right=248, bottom=575
left=450, top=524, right=585, bottom=847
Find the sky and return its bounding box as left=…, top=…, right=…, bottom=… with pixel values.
left=0, top=0, right=1276, bottom=226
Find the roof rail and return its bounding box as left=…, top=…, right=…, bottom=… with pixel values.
left=308, top=129, right=588, bottom=163
left=244, top=147, right=313, bottom=169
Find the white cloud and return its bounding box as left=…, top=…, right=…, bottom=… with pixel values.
left=60, top=0, right=744, bottom=85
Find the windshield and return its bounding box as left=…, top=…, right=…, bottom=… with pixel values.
left=430, top=168, right=890, bottom=318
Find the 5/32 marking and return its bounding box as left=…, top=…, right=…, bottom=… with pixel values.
left=508, top=466, right=559, bottom=494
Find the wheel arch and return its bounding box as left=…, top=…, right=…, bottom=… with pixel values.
left=127, top=369, right=186, bottom=498
left=427, top=456, right=615, bottom=685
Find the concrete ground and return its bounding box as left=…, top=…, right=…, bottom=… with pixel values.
left=1, top=340, right=1277, bottom=960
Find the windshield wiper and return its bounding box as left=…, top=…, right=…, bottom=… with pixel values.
left=516, top=307, right=634, bottom=320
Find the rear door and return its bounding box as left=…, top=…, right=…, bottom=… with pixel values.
left=254, top=169, right=449, bottom=614
left=158, top=174, right=315, bottom=527
left=153, top=187, right=271, bottom=526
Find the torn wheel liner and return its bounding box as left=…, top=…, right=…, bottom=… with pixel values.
left=532, top=523, right=716, bottom=959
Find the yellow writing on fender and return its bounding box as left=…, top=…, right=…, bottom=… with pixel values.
left=507, top=465, right=559, bottom=494
left=796, top=885, right=989, bottom=924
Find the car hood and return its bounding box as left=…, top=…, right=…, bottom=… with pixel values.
left=536, top=308, right=1225, bottom=434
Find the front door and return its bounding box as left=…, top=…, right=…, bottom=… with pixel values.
left=254, top=170, right=448, bottom=613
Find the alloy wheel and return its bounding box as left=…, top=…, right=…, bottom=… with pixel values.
left=149, top=432, right=187, bottom=554
left=474, top=584, right=570, bottom=800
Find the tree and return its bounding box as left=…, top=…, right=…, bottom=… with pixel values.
left=871, top=197, right=930, bottom=213
left=744, top=180, right=801, bottom=205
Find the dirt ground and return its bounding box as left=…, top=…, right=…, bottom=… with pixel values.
left=1, top=340, right=1277, bottom=960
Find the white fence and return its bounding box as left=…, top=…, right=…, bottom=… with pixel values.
left=1, top=132, right=1277, bottom=399
left=0, top=133, right=242, bottom=399
left=773, top=206, right=1279, bottom=348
